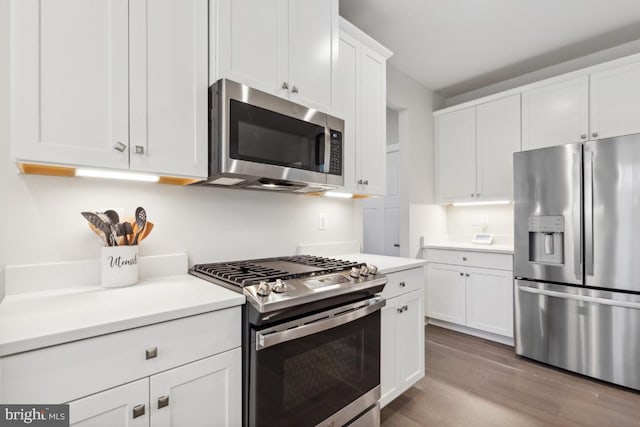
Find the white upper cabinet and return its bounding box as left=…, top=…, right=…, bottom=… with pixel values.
left=217, top=0, right=338, bottom=112
left=476, top=94, right=521, bottom=200
left=11, top=0, right=129, bottom=170
left=436, top=108, right=477, bottom=202
left=521, top=76, right=589, bottom=150
left=11, top=0, right=208, bottom=178
left=129, top=0, right=208, bottom=178
left=331, top=18, right=391, bottom=196
left=590, top=61, right=640, bottom=140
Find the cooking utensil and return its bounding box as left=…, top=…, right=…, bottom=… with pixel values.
left=138, top=221, right=154, bottom=242
left=87, top=221, right=108, bottom=246
left=133, top=207, right=147, bottom=245
left=81, top=212, right=116, bottom=246
left=122, top=222, right=134, bottom=246
left=103, top=210, right=120, bottom=247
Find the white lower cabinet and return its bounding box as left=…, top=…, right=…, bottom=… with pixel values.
left=380, top=267, right=425, bottom=408
left=425, top=249, right=514, bottom=341
left=1, top=309, right=242, bottom=427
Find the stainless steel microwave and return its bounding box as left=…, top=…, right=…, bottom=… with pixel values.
left=202, top=79, right=344, bottom=193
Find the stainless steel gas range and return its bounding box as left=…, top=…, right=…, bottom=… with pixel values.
left=190, top=255, right=387, bottom=427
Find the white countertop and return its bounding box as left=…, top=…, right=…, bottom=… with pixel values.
left=422, top=242, right=514, bottom=254
left=335, top=253, right=427, bottom=274
left=0, top=275, right=245, bottom=357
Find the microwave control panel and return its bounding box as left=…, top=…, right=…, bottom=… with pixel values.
left=329, top=130, right=342, bottom=175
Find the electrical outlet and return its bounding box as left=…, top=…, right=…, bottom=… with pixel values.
left=318, top=214, right=328, bottom=230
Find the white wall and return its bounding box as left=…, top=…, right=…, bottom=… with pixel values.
left=386, top=107, right=399, bottom=146
left=386, top=64, right=446, bottom=257
left=0, top=0, right=359, bottom=294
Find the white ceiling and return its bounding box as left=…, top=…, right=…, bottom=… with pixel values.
left=339, top=0, right=640, bottom=98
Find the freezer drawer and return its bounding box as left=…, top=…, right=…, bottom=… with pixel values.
left=515, top=279, right=640, bottom=390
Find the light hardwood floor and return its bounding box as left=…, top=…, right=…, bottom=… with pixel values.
left=381, top=325, right=640, bottom=427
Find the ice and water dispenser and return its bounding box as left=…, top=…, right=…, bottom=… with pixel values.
left=528, top=216, right=564, bottom=264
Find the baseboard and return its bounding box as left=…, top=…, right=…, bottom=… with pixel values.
left=425, top=317, right=515, bottom=346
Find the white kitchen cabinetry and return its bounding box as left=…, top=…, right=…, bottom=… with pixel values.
left=380, top=267, right=425, bottom=408
left=332, top=18, right=392, bottom=196
left=10, top=0, right=208, bottom=178
left=216, top=0, right=337, bottom=112
left=436, top=94, right=521, bottom=203
left=425, top=249, right=514, bottom=342
left=590, top=61, right=640, bottom=140
left=521, top=76, right=589, bottom=150
left=1, top=309, right=242, bottom=426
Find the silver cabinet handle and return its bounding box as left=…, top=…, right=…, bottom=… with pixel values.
left=462, top=257, right=467, bottom=261
left=470, top=193, right=475, bottom=197
left=133, top=404, right=145, bottom=419
left=145, top=347, right=158, bottom=360
left=459, top=272, right=464, bottom=276
left=592, top=132, right=599, bottom=138
left=399, top=281, right=406, bottom=287
left=465, top=273, right=470, bottom=277
left=397, top=307, right=403, bottom=313
left=291, top=86, right=299, bottom=93
left=476, top=193, right=480, bottom=197
left=581, top=134, right=587, bottom=140
left=114, top=141, right=127, bottom=152
left=135, top=146, right=144, bottom=155
left=257, top=297, right=385, bottom=350
left=357, top=179, right=363, bottom=184
left=363, top=180, right=369, bottom=185
left=281, top=81, right=289, bottom=90
left=158, top=396, right=169, bottom=409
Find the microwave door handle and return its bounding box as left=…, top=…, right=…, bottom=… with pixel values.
left=255, top=298, right=386, bottom=351
left=324, top=126, right=331, bottom=173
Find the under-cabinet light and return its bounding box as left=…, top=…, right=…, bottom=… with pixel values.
left=324, top=191, right=353, bottom=199
left=451, top=200, right=511, bottom=207
left=76, top=168, right=160, bottom=183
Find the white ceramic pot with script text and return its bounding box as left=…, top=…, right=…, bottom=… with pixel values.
left=101, top=246, right=139, bottom=288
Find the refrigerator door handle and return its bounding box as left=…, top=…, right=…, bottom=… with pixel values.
left=584, top=149, right=594, bottom=276
left=573, top=149, right=583, bottom=280
left=518, top=285, right=640, bottom=310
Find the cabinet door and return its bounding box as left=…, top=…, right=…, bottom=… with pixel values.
left=379, top=296, right=400, bottom=408
left=397, top=290, right=425, bottom=391
left=590, top=62, right=640, bottom=140
left=426, top=263, right=466, bottom=324
left=358, top=45, right=387, bottom=196
left=476, top=95, right=521, bottom=200
left=129, top=0, right=208, bottom=178
left=150, top=348, right=241, bottom=427
left=521, top=76, right=589, bottom=150
left=68, top=378, right=148, bottom=427
left=465, top=267, right=513, bottom=337
left=436, top=108, right=476, bottom=202
left=288, top=0, right=337, bottom=111
left=10, top=0, right=129, bottom=169
left=331, top=30, right=359, bottom=193
left=217, top=0, right=288, bottom=98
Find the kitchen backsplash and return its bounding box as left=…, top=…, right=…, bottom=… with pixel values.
left=446, top=204, right=514, bottom=244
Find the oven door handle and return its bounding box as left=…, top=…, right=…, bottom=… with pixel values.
left=256, top=297, right=386, bottom=351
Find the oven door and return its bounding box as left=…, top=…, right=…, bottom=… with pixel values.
left=249, top=297, right=384, bottom=427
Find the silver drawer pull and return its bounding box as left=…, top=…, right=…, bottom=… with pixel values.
left=158, top=396, right=169, bottom=409
left=145, top=347, right=158, bottom=360
left=114, top=141, right=127, bottom=152
left=399, top=281, right=406, bottom=287
left=132, top=404, right=145, bottom=419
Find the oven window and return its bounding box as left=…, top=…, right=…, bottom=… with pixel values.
left=249, top=311, right=380, bottom=427
left=229, top=99, right=326, bottom=172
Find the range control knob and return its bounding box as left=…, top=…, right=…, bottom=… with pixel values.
left=272, top=279, right=287, bottom=293
left=349, top=267, right=361, bottom=278
left=359, top=265, right=369, bottom=277
left=367, top=265, right=378, bottom=275
left=256, top=281, right=272, bottom=297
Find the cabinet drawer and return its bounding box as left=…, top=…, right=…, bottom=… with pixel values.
left=425, top=249, right=512, bottom=271
left=1, top=308, right=240, bottom=404
left=382, top=267, right=425, bottom=300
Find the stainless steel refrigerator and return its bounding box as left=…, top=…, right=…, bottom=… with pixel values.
left=514, top=134, right=640, bottom=391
